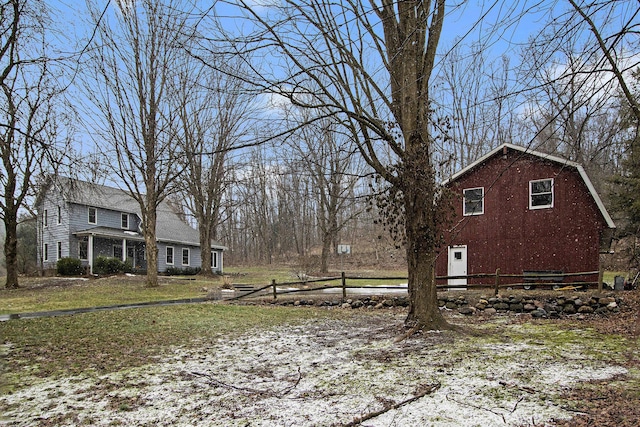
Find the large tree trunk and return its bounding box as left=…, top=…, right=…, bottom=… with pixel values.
left=401, top=142, right=448, bottom=329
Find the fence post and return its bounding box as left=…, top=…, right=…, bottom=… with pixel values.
left=598, top=264, right=604, bottom=292
left=342, top=271, right=347, bottom=301
left=272, top=279, right=277, bottom=301
left=494, top=268, right=500, bottom=296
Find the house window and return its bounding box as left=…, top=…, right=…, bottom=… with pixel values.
left=121, top=213, right=129, bottom=229
left=57, top=241, right=62, bottom=260
left=43, top=243, right=49, bottom=261
left=182, top=248, right=190, bottom=266
left=79, top=238, right=88, bottom=260
left=57, top=206, right=62, bottom=225
left=166, top=246, right=174, bottom=265
left=211, top=251, right=218, bottom=269
left=113, top=245, right=123, bottom=260
left=88, top=207, right=97, bottom=224
left=44, top=209, right=48, bottom=227
left=463, top=187, right=484, bottom=216
left=530, top=179, right=553, bottom=209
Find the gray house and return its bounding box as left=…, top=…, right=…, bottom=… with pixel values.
left=36, top=177, right=226, bottom=274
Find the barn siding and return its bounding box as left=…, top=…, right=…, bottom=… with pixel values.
left=436, top=149, right=607, bottom=284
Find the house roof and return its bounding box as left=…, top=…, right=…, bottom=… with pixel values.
left=442, top=143, right=616, bottom=230
left=45, top=176, right=227, bottom=249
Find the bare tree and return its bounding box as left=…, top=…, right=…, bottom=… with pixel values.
left=1, top=0, right=65, bottom=288
left=173, top=51, right=258, bottom=276
left=436, top=45, right=518, bottom=174
left=281, top=109, right=364, bottom=274
left=226, top=0, right=450, bottom=329
left=82, top=0, right=192, bottom=287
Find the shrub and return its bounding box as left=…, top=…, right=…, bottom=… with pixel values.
left=165, top=266, right=201, bottom=276
left=94, top=256, right=130, bottom=275
left=57, top=257, right=84, bottom=276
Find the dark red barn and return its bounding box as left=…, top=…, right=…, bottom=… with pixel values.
left=435, top=143, right=615, bottom=288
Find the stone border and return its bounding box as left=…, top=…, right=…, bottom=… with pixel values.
left=270, top=293, right=623, bottom=318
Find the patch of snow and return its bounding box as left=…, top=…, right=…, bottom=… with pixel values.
left=0, top=314, right=628, bottom=427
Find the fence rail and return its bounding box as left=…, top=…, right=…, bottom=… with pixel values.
left=228, top=269, right=604, bottom=301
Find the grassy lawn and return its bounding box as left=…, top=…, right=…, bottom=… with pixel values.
left=0, top=266, right=409, bottom=315
left=0, top=303, right=337, bottom=384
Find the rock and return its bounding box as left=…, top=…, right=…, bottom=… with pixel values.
left=459, top=307, right=474, bottom=315
left=523, top=303, right=536, bottom=312
left=607, top=301, right=618, bottom=310
left=509, top=296, right=523, bottom=304
left=438, top=299, right=446, bottom=307
left=599, top=297, right=616, bottom=305
left=578, top=305, right=594, bottom=314
left=294, top=300, right=301, bottom=306
left=595, top=306, right=609, bottom=315
left=574, top=298, right=584, bottom=307
left=531, top=309, right=547, bottom=318
left=493, top=302, right=509, bottom=311
left=475, top=302, right=487, bottom=310
left=478, top=298, right=489, bottom=305
left=509, top=303, right=524, bottom=312
left=483, top=308, right=497, bottom=316
left=375, top=303, right=384, bottom=309
left=341, top=303, right=352, bottom=309
left=563, top=304, right=576, bottom=314
left=445, top=301, right=458, bottom=310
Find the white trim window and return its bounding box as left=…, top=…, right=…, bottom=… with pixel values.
left=530, top=178, right=554, bottom=209
left=43, top=209, right=48, bottom=227
left=88, top=207, right=97, bottom=224
left=463, top=187, right=484, bottom=216
left=182, top=248, right=190, bottom=266
left=121, top=213, right=129, bottom=229
left=57, top=206, right=62, bottom=225
left=43, top=243, right=49, bottom=261
left=166, top=246, right=174, bottom=265
left=211, top=251, right=218, bottom=269
left=57, top=241, right=62, bottom=260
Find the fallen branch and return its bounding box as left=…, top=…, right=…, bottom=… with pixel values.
left=187, top=367, right=302, bottom=398
left=340, top=382, right=441, bottom=426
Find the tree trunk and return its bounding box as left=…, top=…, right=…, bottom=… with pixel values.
left=320, top=235, right=331, bottom=274
left=199, top=223, right=213, bottom=277
left=144, top=208, right=159, bottom=288
left=4, top=211, right=19, bottom=289
left=401, top=143, right=449, bottom=330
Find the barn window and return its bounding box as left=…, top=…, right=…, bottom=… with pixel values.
left=463, top=187, right=484, bottom=216
left=182, top=248, right=190, bottom=266
left=530, top=179, right=553, bottom=209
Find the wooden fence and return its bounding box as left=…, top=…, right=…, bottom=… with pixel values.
left=228, top=269, right=604, bottom=301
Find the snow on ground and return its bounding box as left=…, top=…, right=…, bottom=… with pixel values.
left=0, top=312, right=628, bottom=427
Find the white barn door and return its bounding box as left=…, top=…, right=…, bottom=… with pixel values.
left=447, top=245, right=468, bottom=289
